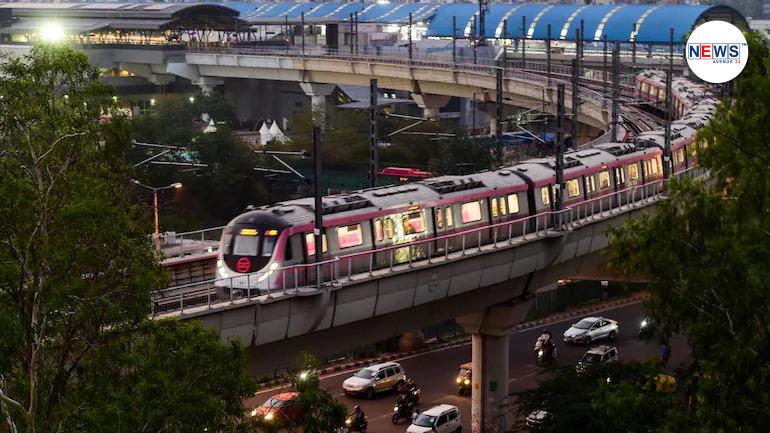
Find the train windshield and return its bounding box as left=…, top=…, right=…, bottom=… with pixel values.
left=233, top=235, right=259, bottom=256
left=262, top=235, right=277, bottom=257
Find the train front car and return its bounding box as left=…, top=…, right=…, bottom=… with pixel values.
left=215, top=211, right=290, bottom=293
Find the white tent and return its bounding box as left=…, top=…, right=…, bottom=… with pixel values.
left=268, top=121, right=287, bottom=143
left=258, top=121, right=272, bottom=145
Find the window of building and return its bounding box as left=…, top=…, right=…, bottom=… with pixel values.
left=305, top=233, right=328, bottom=256
left=566, top=178, right=580, bottom=198
left=461, top=201, right=482, bottom=223
left=507, top=194, right=519, bottom=214
left=541, top=187, right=551, bottom=205
left=337, top=224, right=363, bottom=248
left=374, top=219, right=383, bottom=241
left=445, top=207, right=454, bottom=227
left=599, top=170, right=611, bottom=189
left=628, top=163, right=640, bottom=180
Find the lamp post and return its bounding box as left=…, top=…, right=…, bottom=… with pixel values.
left=131, top=179, right=182, bottom=249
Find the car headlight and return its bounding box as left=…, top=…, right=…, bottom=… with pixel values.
left=265, top=412, right=274, bottom=421
left=456, top=377, right=462, bottom=384
left=250, top=409, right=257, bottom=417
left=345, top=419, right=351, bottom=425
left=464, top=379, right=470, bottom=385
left=394, top=406, right=399, bottom=412
left=538, top=350, right=544, bottom=357
left=641, top=319, right=648, bottom=327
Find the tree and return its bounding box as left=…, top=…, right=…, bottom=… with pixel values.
left=0, top=45, right=254, bottom=433
left=607, top=32, right=770, bottom=432
left=67, top=320, right=253, bottom=433
left=515, top=362, right=678, bottom=433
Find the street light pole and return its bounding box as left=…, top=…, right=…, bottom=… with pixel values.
left=131, top=179, right=182, bottom=249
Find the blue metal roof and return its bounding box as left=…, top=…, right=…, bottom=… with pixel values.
left=222, top=2, right=744, bottom=43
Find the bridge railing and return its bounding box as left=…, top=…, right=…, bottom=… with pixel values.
left=150, top=171, right=702, bottom=316
left=158, top=226, right=225, bottom=259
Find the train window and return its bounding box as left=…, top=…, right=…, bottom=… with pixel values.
left=628, top=163, right=640, bottom=180
left=541, top=187, right=550, bottom=205
left=305, top=233, right=328, bottom=256
left=566, top=179, right=580, bottom=198
left=436, top=208, right=444, bottom=229
left=491, top=197, right=498, bottom=218
left=284, top=236, right=294, bottom=261
left=461, top=201, right=482, bottom=223
left=384, top=218, right=394, bottom=239
left=445, top=207, right=454, bottom=227
left=585, top=175, right=597, bottom=193
left=337, top=224, right=364, bottom=248
left=374, top=219, right=383, bottom=242
left=689, top=145, right=697, bottom=159
left=652, top=158, right=661, bottom=174
left=262, top=234, right=278, bottom=257
left=507, top=194, right=520, bottom=214
left=233, top=235, right=259, bottom=256
left=615, top=167, right=625, bottom=184
left=599, top=171, right=611, bottom=189
left=674, top=149, right=685, bottom=165
left=499, top=197, right=508, bottom=215
left=403, top=211, right=425, bottom=234
left=641, top=83, right=650, bottom=94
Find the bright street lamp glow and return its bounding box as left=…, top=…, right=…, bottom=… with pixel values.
left=40, top=22, right=65, bottom=42
left=299, top=371, right=309, bottom=381
left=188, top=96, right=195, bottom=103
left=171, top=182, right=183, bottom=189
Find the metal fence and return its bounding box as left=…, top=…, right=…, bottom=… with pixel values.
left=158, top=226, right=225, bottom=259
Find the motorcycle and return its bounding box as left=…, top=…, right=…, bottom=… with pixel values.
left=638, top=318, right=654, bottom=340
left=534, top=339, right=558, bottom=366
left=345, top=414, right=367, bottom=433
left=392, top=394, right=417, bottom=424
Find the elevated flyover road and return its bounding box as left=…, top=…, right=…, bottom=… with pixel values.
left=245, top=302, right=691, bottom=433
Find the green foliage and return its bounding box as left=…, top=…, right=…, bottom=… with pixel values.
left=709, top=0, right=763, bottom=18
left=0, top=45, right=254, bottom=433
left=68, top=320, right=254, bottom=433
left=131, top=94, right=267, bottom=229
left=428, top=132, right=495, bottom=175
left=606, top=32, right=770, bottom=432
left=516, top=362, right=678, bottom=433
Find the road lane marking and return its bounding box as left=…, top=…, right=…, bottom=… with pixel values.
left=253, top=300, right=643, bottom=397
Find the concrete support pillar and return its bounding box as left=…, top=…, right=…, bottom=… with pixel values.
left=411, top=93, right=450, bottom=120
left=299, top=82, right=336, bottom=126
left=193, top=76, right=224, bottom=95
left=480, top=102, right=502, bottom=137
left=456, top=299, right=533, bottom=433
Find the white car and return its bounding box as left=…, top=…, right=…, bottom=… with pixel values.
left=576, top=345, right=619, bottom=374
left=342, top=362, right=405, bottom=399
left=563, top=316, right=619, bottom=344
left=407, top=404, right=461, bottom=433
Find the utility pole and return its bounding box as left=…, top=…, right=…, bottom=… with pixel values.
left=631, top=24, right=637, bottom=70
left=571, top=57, right=579, bottom=149
left=452, top=16, right=457, bottom=65
left=546, top=24, right=552, bottom=87
left=602, top=35, right=608, bottom=108
left=285, top=15, right=290, bottom=52
left=301, top=12, right=305, bottom=55
left=478, top=0, right=488, bottom=46
left=612, top=42, right=620, bottom=142
left=555, top=84, right=565, bottom=216
left=663, top=28, right=673, bottom=181
left=408, top=12, right=413, bottom=63
left=521, top=15, right=527, bottom=67
left=496, top=64, right=503, bottom=166
left=369, top=79, right=379, bottom=188
left=349, top=13, right=354, bottom=55
left=313, top=125, right=323, bottom=284
left=354, top=11, right=359, bottom=55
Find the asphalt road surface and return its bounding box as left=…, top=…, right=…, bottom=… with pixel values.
left=247, top=302, right=690, bottom=433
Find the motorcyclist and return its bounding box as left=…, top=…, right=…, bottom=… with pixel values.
left=534, top=330, right=557, bottom=363
left=403, top=378, right=420, bottom=405
left=351, top=405, right=365, bottom=425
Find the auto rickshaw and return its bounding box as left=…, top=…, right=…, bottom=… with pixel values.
left=456, top=362, right=472, bottom=395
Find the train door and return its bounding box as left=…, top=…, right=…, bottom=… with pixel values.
left=612, top=165, right=626, bottom=208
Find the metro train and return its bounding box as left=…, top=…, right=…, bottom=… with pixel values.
left=215, top=70, right=715, bottom=290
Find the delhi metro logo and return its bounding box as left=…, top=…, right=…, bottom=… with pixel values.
left=685, top=21, right=748, bottom=84
left=235, top=257, right=251, bottom=273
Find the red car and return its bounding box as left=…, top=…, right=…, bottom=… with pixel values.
left=251, top=392, right=302, bottom=424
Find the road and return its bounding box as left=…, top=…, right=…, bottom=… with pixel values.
left=246, top=302, right=690, bottom=433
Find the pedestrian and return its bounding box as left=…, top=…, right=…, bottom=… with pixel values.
left=659, top=340, right=671, bottom=367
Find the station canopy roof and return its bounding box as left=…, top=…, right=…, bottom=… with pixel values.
left=0, top=2, right=245, bottom=33
left=0, top=2, right=746, bottom=43
left=238, top=1, right=745, bottom=43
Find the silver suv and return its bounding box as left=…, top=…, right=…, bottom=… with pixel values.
left=342, top=361, right=406, bottom=399
left=576, top=345, right=619, bottom=374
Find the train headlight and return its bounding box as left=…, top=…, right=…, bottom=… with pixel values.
left=456, top=377, right=461, bottom=384
left=464, top=379, right=470, bottom=385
